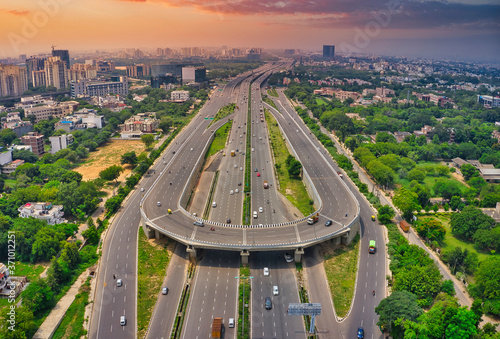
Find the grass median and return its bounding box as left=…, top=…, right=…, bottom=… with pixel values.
left=208, top=103, right=236, bottom=127
left=137, top=227, right=172, bottom=338
left=265, top=109, right=314, bottom=216
left=237, top=265, right=251, bottom=339
left=323, top=234, right=360, bottom=318
left=206, top=120, right=232, bottom=158
left=267, top=88, right=278, bottom=97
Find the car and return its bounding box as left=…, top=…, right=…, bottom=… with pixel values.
left=212, top=202, right=217, bottom=208
left=226, top=218, right=231, bottom=224
left=255, top=168, right=258, bottom=172
left=238, top=182, right=242, bottom=186
left=140, top=187, right=145, bottom=192
left=117, top=279, right=122, bottom=287
left=235, top=189, right=239, bottom=193
left=357, top=327, right=364, bottom=339
left=240, top=167, right=243, bottom=171
left=253, top=134, right=255, bottom=137
left=284, top=253, right=293, bottom=263
left=157, top=201, right=161, bottom=206
left=230, top=190, right=234, bottom=195
left=252, top=148, right=255, bottom=152
left=325, top=220, right=332, bottom=226
left=234, top=164, right=237, bottom=168
left=273, top=286, right=279, bottom=295
left=228, top=317, right=235, bottom=328
left=259, top=136, right=262, bottom=140
left=296, top=129, right=299, bottom=132
left=172, top=151, right=176, bottom=154
left=120, top=315, right=126, bottom=326
left=257, top=172, right=260, bottom=177
left=162, top=287, right=169, bottom=295
left=259, top=207, right=263, bottom=213
left=253, top=211, right=258, bottom=219
left=263, top=267, right=269, bottom=276
left=190, top=148, right=193, bottom=151
left=265, top=297, right=272, bottom=310
left=193, top=221, right=204, bottom=227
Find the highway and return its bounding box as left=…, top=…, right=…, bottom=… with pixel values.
left=268, top=89, right=385, bottom=338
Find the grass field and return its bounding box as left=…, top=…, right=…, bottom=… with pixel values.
left=323, top=235, right=360, bottom=317
left=395, top=162, right=468, bottom=196
left=206, top=121, right=232, bottom=158
left=209, top=103, right=235, bottom=127
left=137, top=227, right=172, bottom=338
left=52, top=277, right=91, bottom=339
left=316, top=97, right=328, bottom=105
left=266, top=109, right=314, bottom=216
left=267, top=88, right=278, bottom=97
left=418, top=214, right=492, bottom=262
left=4, top=179, right=17, bottom=188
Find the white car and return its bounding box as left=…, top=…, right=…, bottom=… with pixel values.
left=235, top=189, right=239, bottom=193
left=212, top=202, right=217, bottom=207
left=117, top=279, right=122, bottom=287
left=234, top=164, right=237, bottom=168
left=252, top=148, right=255, bottom=152
left=240, top=167, right=243, bottom=171
left=273, top=285, right=279, bottom=295
left=253, top=211, right=258, bottom=219
left=120, top=315, right=126, bottom=326
left=230, top=190, right=234, bottom=195
left=284, top=253, right=293, bottom=263
left=259, top=207, right=263, bottom=213
left=263, top=267, right=269, bottom=276
left=157, top=201, right=161, bottom=206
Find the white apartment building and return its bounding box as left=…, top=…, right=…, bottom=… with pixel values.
left=49, top=134, right=74, bottom=154
left=18, top=202, right=66, bottom=225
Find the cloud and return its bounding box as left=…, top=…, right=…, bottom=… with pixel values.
left=122, top=0, right=500, bottom=31
left=0, top=9, right=30, bottom=16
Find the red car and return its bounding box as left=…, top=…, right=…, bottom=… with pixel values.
left=257, top=172, right=260, bottom=177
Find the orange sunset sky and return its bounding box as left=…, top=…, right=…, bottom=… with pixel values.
left=1, top=0, right=499, bottom=62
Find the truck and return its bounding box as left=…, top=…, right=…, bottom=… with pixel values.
left=263, top=181, right=269, bottom=189
left=230, top=150, right=235, bottom=157
left=212, top=317, right=222, bottom=338
left=400, top=220, right=410, bottom=232
left=307, top=213, right=319, bottom=225
left=369, top=240, right=376, bottom=254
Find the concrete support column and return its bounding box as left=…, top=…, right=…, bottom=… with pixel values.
left=332, top=237, right=341, bottom=246
left=186, top=246, right=197, bottom=260
left=294, top=248, right=304, bottom=263
left=142, top=223, right=155, bottom=239
left=240, top=250, right=250, bottom=265
left=154, top=230, right=164, bottom=239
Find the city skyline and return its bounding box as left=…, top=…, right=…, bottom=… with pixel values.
left=1, top=0, right=499, bottom=63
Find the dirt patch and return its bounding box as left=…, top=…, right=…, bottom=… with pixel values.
left=74, top=139, right=146, bottom=182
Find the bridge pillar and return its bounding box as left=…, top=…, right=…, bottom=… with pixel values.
left=332, top=237, right=341, bottom=246
left=142, top=223, right=156, bottom=239
left=294, top=248, right=304, bottom=263
left=154, top=230, right=164, bottom=239
left=186, top=246, right=197, bottom=261
left=240, top=250, right=250, bottom=264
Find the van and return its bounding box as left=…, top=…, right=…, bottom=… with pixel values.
left=120, top=315, right=126, bottom=326
left=228, top=317, right=235, bottom=328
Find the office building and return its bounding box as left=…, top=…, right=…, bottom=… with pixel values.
left=44, top=57, right=69, bottom=89
left=20, top=132, right=45, bottom=156
left=51, top=49, right=70, bottom=69
left=71, top=77, right=128, bottom=97
left=151, top=74, right=177, bottom=88
left=181, top=67, right=207, bottom=84
left=49, top=134, right=74, bottom=154
left=126, top=64, right=151, bottom=78
left=323, top=45, right=335, bottom=58
left=151, top=63, right=203, bottom=77
left=0, top=64, right=28, bottom=97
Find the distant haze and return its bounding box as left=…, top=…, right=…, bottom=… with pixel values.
left=1, top=0, right=499, bottom=63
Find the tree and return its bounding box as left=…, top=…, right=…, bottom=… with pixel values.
left=367, top=160, right=396, bottom=186
left=408, top=168, right=426, bottom=182
left=449, top=196, right=462, bottom=211
left=121, top=151, right=137, bottom=166
left=377, top=205, right=395, bottom=224
left=461, top=163, right=479, bottom=181
left=441, top=246, right=478, bottom=275
left=22, top=278, right=55, bottom=316
left=434, top=179, right=463, bottom=201
left=0, top=306, right=36, bottom=339
left=141, top=134, right=155, bottom=148
left=82, top=218, right=99, bottom=245
left=450, top=206, right=496, bottom=240
left=0, top=128, right=18, bottom=146
left=415, top=218, right=446, bottom=242
left=375, top=291, right=423, bottom=334
left=393, top=187, right=421, bottom=221
left=46, top=255, right=65, bottom=290
left=59, top=242, right=80, bottom=269
left=393, top=264, right=443, bottom=307
left=444, top=307, right=479, bottom=339
left=99, top=165, right=123, bottom=184
left=159, top=116, right=173, bottom=133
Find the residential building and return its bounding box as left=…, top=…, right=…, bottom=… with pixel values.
left=477, top=95, right=500, bottom=108
left=0, top=263, right=11, bottom=292
left=96, top=60, right=115, bottom=72
left=394, top=131, right=412, bottom=143
left=0, top=64, right=28, bottom=97
left=44, top=56, right=69, bottom=89
left=335, top=90, right=360, bottom=102
left=25, top=57, right=45, bottom=85
left=1, top=112, right=33, bottom=137
left=32, top=70, right=46, bottom=87
left=71, top=77, right=128, bottom=97
left=120, top=113, right=158, bottom=137
left=171, top=90, right=190, bottom=102
left=376, top=87, right=395, bottom=97
left=67, top=63, right=97, bottom=82
left=51, top=49, right=70, bottom=69
left=25, top=101, right=78, bottom=123
left=20, top=132, right=45, bottom=156
left=323, top=45, right=335, bottom=58
left=18, top=202, right=66, bottom=225
left=0, top=150, right=12, bottom=166
left=2, top=159, right=25, bottom=174
left=479, top=168, right=500, bottom=183
left=49, top=134, right=74, bottom=154
left=74, top=109, right=104, bottom=128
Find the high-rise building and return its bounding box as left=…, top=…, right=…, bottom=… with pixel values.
left=44, top=57, right=69, bottom=89
left=25, top=57, right=46, bottom=85
left=67, top=63, right=97, bottom=82
left=32, top=70, right=46, bottom=87
left=51, top=49, right=70, bottom=69
left=126, top=64, right=151, bottom=78
left=0, top=64, right=28, bottom=97
left=323, top=45, right=335, bottom=59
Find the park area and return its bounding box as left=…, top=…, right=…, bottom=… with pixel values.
left=74, top=139, right=146, bottom=182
